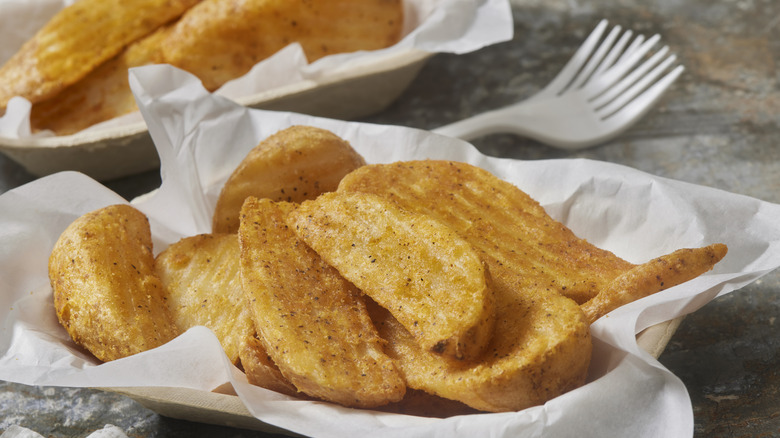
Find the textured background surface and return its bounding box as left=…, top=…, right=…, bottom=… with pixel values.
left=1, top=0, right=779, bottom=436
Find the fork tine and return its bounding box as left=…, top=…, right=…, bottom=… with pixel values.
left=537, top=20, right=609, bottom=97
left=584, top=33, right=662, bottom=98
left=567, top=25, right=623, bottom=91
left=590, top=46, right=671, bottom=109
left=590, top=29, right=633, bottom=79
left=616, top=33, right=645, bottom=64
left=596, top=53, right=678, bottom=118
left=599, top=63, right=684, bottom=125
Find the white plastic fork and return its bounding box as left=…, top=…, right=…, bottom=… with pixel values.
left=432, top=20, right=685, bottom=149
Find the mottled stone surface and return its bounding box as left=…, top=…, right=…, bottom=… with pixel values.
left=1, top=0, right=779, bottom=436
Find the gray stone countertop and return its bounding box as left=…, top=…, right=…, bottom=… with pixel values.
left=1, top=0, right=779, bottom=436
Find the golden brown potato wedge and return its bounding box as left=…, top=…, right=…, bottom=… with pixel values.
left=338, top=160, right=727, bottom=412
left=160, top=0, right=403, bottom=90
left=155, top=233, right=254, bottom=365
left=582, top=244, right=728, bottom=323
left=338, top=160, right=636, bottom=305
left=288, top=191, right=495, bottom=361
left=0, top=0, right=199, bottom=110
left=238, top=197, right=405, bottom=408
left=367, top=290, right=590, bottom=413
left=239, top=333, right=299, bottom=397
left=48, top=204, right=179, bottom=362
left=25, top=0, right=402, bottom=134
left=30, top=25, right=171, bottom=135
left=212, top=125, right=365, bottom=234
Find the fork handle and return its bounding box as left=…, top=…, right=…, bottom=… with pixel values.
left=431, top=104, right=534, bottom=141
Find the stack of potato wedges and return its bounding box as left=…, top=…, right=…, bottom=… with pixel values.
left=48, top=125, right=727, bottom=415
left=0, top=0, right=404, bottom=135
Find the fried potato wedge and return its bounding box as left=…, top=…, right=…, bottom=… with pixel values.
left=0, top=0, right=199, bottom=110
left=48, top=204, right=179, bottom=362
left=238, top=197, right=405, bottom=407
left=155, top=233, right=254, bottom=365
left=23, top=0, right=401, bottom=134
left=239, top=333, right=299, bottom=397
left=160, top=0, right=403, bottom=91
left=338, top=160, right=636, bottom=305
left=368, top=290, right=590, bottom=413
left=582, top=244, right=728, bottom=323
left=338, top=160, right=727, bottom=411
left=213, top=125, right=366, bottom=234
left=288, top=191, right=495, bottom=361
left=31, top=25, right=171, bottom=135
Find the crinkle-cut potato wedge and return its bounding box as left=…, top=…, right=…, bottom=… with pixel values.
left=288, top=191, right=495, bottom=361
left=582, top=244, right=727, bottom=324
left=48, top=204, right=179, bottom=362
left=238, top=197, right=405, bottom=408
left=367, top=288, right=590, bottom=413
left=155, top=233, right=254, bottom=366
left=160, top=0, right=403, bottom=91
left=338, top=160, right=727, bottom=411
left=239, top=333, right=299, bottom=397
left=0, top=0, right=199, bottom=111
left=30, top=25, right=171, bottom=135
left=338, top=160, right=636, bottom=305
left=212, top=125, right=366, bottom=234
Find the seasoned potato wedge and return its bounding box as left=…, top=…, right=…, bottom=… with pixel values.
left=31, top=25, right=171, bottom=135
left=48, top=204, right=179, bottom=362
left=0, top=0, right=199, bottom=110
left=368, top=292, right=589, bottom=413
left=161, top=0, right=403, bottom=91
left=582, top=244, right=728, bottom=323
left=238, top=197, right=405, bottom=408
left=288, top=191, right=495, bottom=361
left=155, top=233, right=254, bottom=365
left=213, top=125, right=365, bottom=233
left=239, top=333, right=299, bottom=397
left=338, top=160, right=727, bottom=411
left=17, top=0, right=403, bottom=134
left=338, top=160, right=635, bottom=305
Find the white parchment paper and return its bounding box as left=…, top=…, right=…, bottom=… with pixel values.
left=1, top=65, right=780, bottom=437
left=0, top=0, right=512, bottom=138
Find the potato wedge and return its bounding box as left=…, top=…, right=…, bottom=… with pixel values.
left=31, top=25, right=171, bottom=135
left=155, top=233, right=254, bottom=365
left=339, top=160, right=727, bottom=411
left=0, top=0, right=199, bottom=110
left=338, top=160, right=635, bottom=305
left=582, top=244, right=728, bottom=323
left=239, top=333, right=299, bottom=397
left=160, top=0, right=403, bottom=91
left=238, top=197, right=405, bottom=408
left=23, top=0, right=402, bottom=134
left=367, top=291, right=590, bottom=413
left=288, top=191, right=495, bottom=361
left=48, top=204, right=179, bottom=362
left=213, top=125, right=365, bottom=234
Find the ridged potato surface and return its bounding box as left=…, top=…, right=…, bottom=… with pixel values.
left=155, top=233, right=254, bottom=365
left=0, top=0, right=199, bottom=110
left=213, top=125, right=366, bottom=234
left=338, top=160, right=727, bottom=411
left=288, top=191, right=495, bottom=361
left=238, top=197, right=405, bottom=408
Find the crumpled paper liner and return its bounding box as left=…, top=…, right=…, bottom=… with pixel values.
left=1, top=65, right=779, bottom=437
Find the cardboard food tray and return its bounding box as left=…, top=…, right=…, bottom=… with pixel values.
left=102, top=317, right=683, bottom=433
left=0, top=49, right=431, bottom=181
